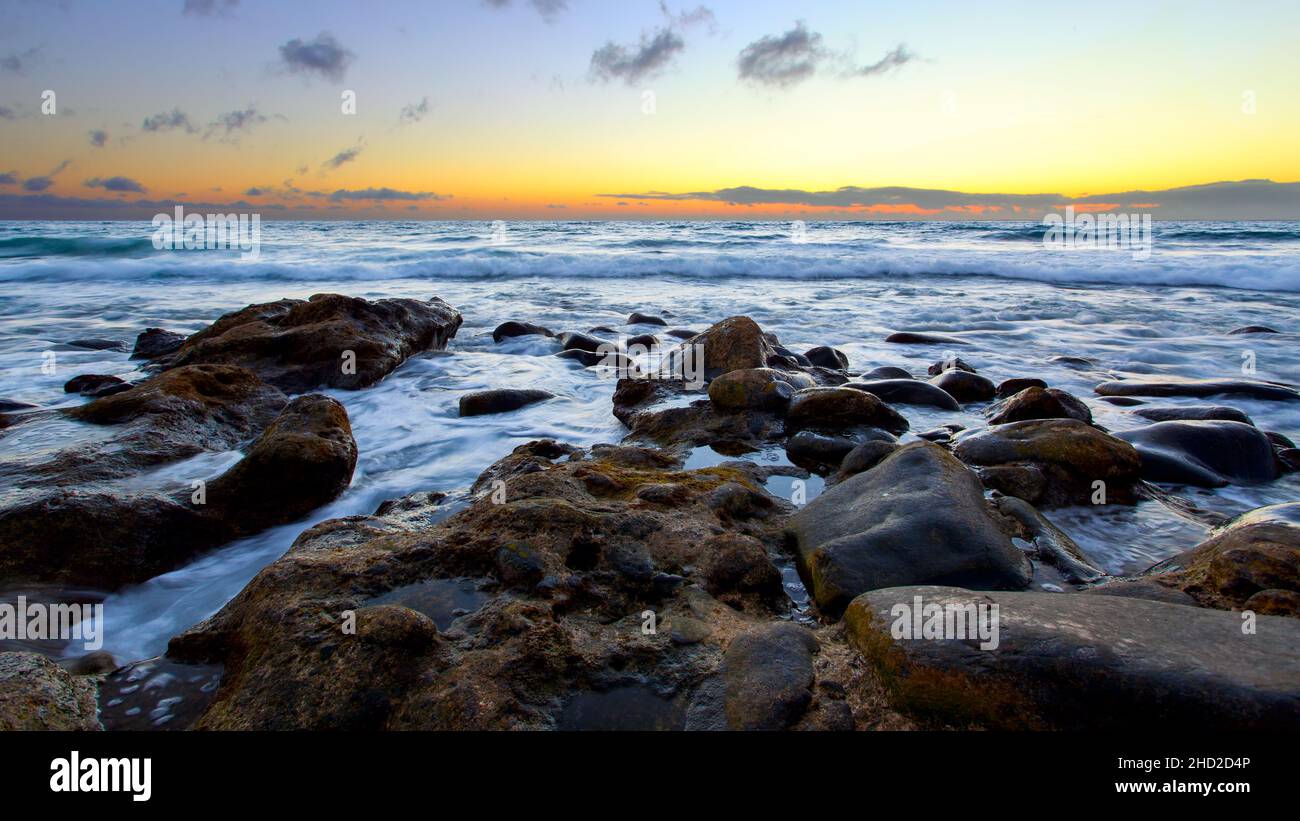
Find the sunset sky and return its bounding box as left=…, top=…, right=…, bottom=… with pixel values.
left=1, top=0, right=1298, bottom=219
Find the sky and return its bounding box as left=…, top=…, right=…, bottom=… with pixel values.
left=1, top=0, right=1298, bottom=220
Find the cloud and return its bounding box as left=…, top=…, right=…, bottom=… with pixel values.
left=182, top=0, right=238, bottom=15
left=1, top=47, right=41, bottom=75
left=327, top=187, right=447, bottom=202
left=737, top=22, right=825, bottom=88
left=323, top=142, right=364, bottom=170
left=483, top=0, right=569, bottom=23
left=852, top=44, right=915, bottom=77
left=142, top=108, right=197, bottom=133
left=597, top=179, right=1300, bottom=219
left=0, top=106, right=17, bottom=120
left=398, top=97, right=430, bottom=125
left=279, top=32, right=353, bottom=82
left=85, top=176, right=147, bottom=193
left=590, top=29, right=686, bottom=86
left=0, top=171, right=16, bottom=185
left=88, top=129, right=108, bottom=148
left=205, top=105, right=274, bottom=141
left=21, top=160, right=70, bottom=192
left=660, top=2, right=717, bottom=33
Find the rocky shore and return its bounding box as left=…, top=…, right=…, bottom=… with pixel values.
left=1, top=292, right=1297, bottom=730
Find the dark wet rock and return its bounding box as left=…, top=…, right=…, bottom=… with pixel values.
left=1245, top=589, right=1300, bottom=617
left=996, top=377, right=1048, bottom=399
left=665, top=329, right=699, bottom=340
left=884, top=332, right=968, bottom=346
left=628, top=312, right=668, bottom=326
left=1265, top=430, right=1296, bottom=449
left=131, top=327, right=186, bottom=360
left=1117, top=420, right=1278, bottom=487
left=952, top=419, right=1142, bottom=507
left=769, top=343, right=813, bottom=369
left=993, top=495, right=1105, bottom=583
left=928, top=370, right=996, bottom=403
left=835, top=440, right=900, bottom=481
left=786, top=387, right=908, bottom=436
left=1083, top=578, right=1199, bottom=607
left=588, top=326, right=617, bottom=335
left=0, top=652, right=102, bottom=731
left=707, top=368, right=810, bottom=412
left=0, top=399, right=38, bottom=413
left=168, top=294, right=463, bottom=392
left=916, top=428, right=952, bottom=443
left=555, top=348, right=637, bottom=371
left=926, top=357, right=975, bottom=376
left=494, top=542, right=546, bottom=589
left=1227, top=325, right=1281, bottom=335
left=976, top=464, right=1048, bottom=503
left=1050, top=355, right=1099, bottom=369
left=846, top=585, right=1300, bottom=730
left=986, top=386, right=1092, bottom=425
left=1141, top=503, right=1300, bottom=614
left=670, top=316, right=780, bottom=380
left=845, top=379, right=960, bottom=410
left=459, top=388, right=555, bottom=417
left=625, top=333, right=659, bottom=349
left=492, top=320, right=552, bottom=343
left=63, top=373, right=130, bottom=398
left=62, top=651, right=118, bottom=676
left=64, top=338, right=128, bottom=352
left=1133, top=405, right=1254, bottom=425
left=699, top=534, right=784, bottom=609
left=555, top=331, right=606, bottom=353
left=788, top=442, right=1031, bottom=617
left=785, top=431, right=859, bottom=468
left=804, top=346, right=849, bottom=370
left=861, top=366, right=911, bottom=380
left=1100, top=396, right=1145, bottom=406
left=716, top=624, right=818, bottom=730
left=1095, top=378, right=1300, bottom=402
left=1281, top=449, right=1300, bottom=472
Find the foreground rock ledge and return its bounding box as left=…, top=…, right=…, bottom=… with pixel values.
left=845, top=585, right=1300, bottom=730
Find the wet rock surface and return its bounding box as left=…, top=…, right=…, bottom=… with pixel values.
left=986, top=386, right=1092, bottom=425
left=1095, top=378, right=1300, bottom=402
left=0, top=652, right=102, bottom=731
left=845, top=379, right=959, bottom=410
left=1118, top=420, right=1280, bottom=487
left=131, top=327, right=186, bottom=360
left=459, top=389, right=555, bottom=417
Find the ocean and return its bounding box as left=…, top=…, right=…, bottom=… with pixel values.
left=1, top=219, right=1298, bottom=663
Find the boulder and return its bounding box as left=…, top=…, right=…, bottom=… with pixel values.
left=785, top=431, right=860, bottom=468
left=1133, top=405, right=1254, bottom=425
left=459, top=389, right=555, bottom=417
left=1117, top=420, right=1279, bottom=487
left=786, top=387, right=909, bottom=436
left=1095, top=378, right=1300, bottom=402
left=63, top=374, right=130, bottom=398
left=1227, top=325, right=1280, bottom=335
left=131, top=327, right=186, bottom=360
left=492, top=320, right=552, bottom=343
left=845, top=379, right=960, bottom=410
left=847, top=585, right=1300, bottom=729
left=804, top=346, right=849, bottom=370
left=926, top=357, right=975, bottom=376
left=861, top=366, right=912, bottom=380
left=555, top=331, right=605, bottom=353
left=928, top=370, right=996, bottom=403
left=986, top=386, right=1092, bottom=425
left=996, top=377, right=1048, bottom=399
left=707, top=368, right=810, bottom=412
left=168, top=294, right=462, bottom=392
left=884, top=332, right=968, bottom=346
left=699, top=534, right=784, bottom=609
left=717, top=624, right=818, bottom=730
left=788, top=442, right=1031, bottom=617
left=669, top=316, right=780, bottom=380
left=0, top=652, right=102, bottom=731
left=628, top=312, right=669, bottom=326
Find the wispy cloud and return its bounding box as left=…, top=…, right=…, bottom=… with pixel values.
left=737, top=22, right=825, bottom=88
left=323, top=141, right=364, bottom=170
left=88, top=129, right=108, bottom=148
left=482, top=0, right=569, bottom=24
left=205, top=104, right=276, bottom=142
left=182, top=0, right=238, bottom=16
left=142, top=108, right=197, bottom=133
left=852, top=44, right=915, bottom=77
left=327, top=187, right=448, bottom=202
left=85, top=175, right=146, bottom=193
left=590, top=29, right=685, bottom=86
left=0, top=171, right=17, bottom=185
left=398, top=97, right=431, bottom=126
left=1, top=47, right=41, bottom=76
left=21, top=159, right=71, bottom=192
left=279, top=32, right=353, bottom=82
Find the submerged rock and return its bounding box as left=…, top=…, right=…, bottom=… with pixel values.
left=928, top=370, right=996, bottom=403
left=628, top=312, right=668, bottom=326
left=63, top=373, right=130, bottom=398
left=492, top=320, right=552, bottom=343
left=1117, top=420, right=1279, bottom=487
left=1095, top=378, right=1300, bottom=402
left=1133, top=405, right=1254, bottom=425
left=845, top=379, right=959, bottom=410
left=168, top=293, right=463, bottom=392
left=884, top=332, right=968, bottom=346
left=846, top=585, right=1300, bottom=730
left=459, top=389, right=555, bottom=417
left=788, top=442, right=1031, bottom=617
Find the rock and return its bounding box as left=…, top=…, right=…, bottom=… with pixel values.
left=555, top=348, right=636, bottom=371
left=708, top=624, right=817, bottom=730
left=63, top=651, right=118, bottom=676
left=1227, top=325, right=1281, bottom=335
left=64, top=338, right=128, bottom=352
left=1281, top=449, right=1300, bottom=472
left=788, top=442, right=1031, bottom=617
left=861, top=366, right=911, bottom=380
left=699, top=534, right=784, bottom=609
left=846, top=586, right=1300, bottom=730
left=846, top=379, right=960, bottom=410
left=459, top=389, right=555, bottom=417
left=1133, top=405, right=1254, bottom=425
left=785, top=431, right=860, bottom=468
left=1099, top=396, right=1144, bottom=406
left=1264, top=430, right=1296, bottom=449
left=628, top=312, right=668, bottom=326
left=1095, top=378, right=1300, bottom=402
left=786, top=387, right=909, bottom=436
left=1083, top=578, right=1199, bottom=607
left=996, top=377, right=1048, bottom=399
left=492, top=320, right=552, bottom=343
left=804, top=346, right=849, bottom=370
left=0, top=652, right=102, bottom=731
left=928, top=370, right=996, bottom=403
left=1142, top=503, right=1300, bottom=613
left=1244, top=590, right=1300, bottom=617
left=993, top=496, right=1105, bottom=583
left=168, top=294, right=462, bottom=392
left=0, top=399, right=38, bottom=412
left=707, top=368, right=809, bottom=412
left=952, top=419, right=1142, bottom=507
left=976, top=464, right=1047, bottom=503
left=986, top=386, right=1092, bottom=425
left=131, top=327, right=186, bottom=360
left=1050, top=355, right=1099, bottom=369
left=1117, top=420, right=1279, bottom=487
left=493, top=542, right=546, bottom=589
left=666, top=316, right=781, bottom=381
left=665, top=329, right=699, bottom=340
left=63, top=373, right=130, bottom=398
left=835, top=440, right=900, bottom=480
left=625, top=333, right=658, bottom=349
left=555, top=331, right=605, bottom=353
left=884, top=332, right=968, bottom=346
left=926, top=357, right=975, bottom=376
